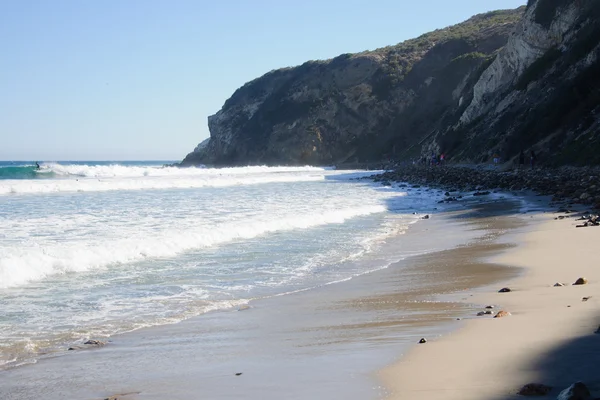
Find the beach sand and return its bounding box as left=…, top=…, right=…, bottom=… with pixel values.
left=381, top=213, right=600, bottom=399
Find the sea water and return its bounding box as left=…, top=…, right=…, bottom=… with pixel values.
left=0, top=161, right=442, bottom=370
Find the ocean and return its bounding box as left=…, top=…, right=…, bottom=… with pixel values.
left=0, top=160, right=450, bottom=372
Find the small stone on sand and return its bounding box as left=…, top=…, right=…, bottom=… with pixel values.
left=494, top=310, right=511, bottom=318
left=517, top=383, right=552, bottom=396
left=573, top=277, right=588, bottom=285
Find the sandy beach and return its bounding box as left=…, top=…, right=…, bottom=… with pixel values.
left=5, top=195, right=599, bottom=400
left=381, top=211, right=600, bottom=399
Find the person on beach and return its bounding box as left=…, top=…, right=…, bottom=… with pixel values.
left=519, top=150, right=525, bottom=169
left=530, top=150, right=537, bottom=169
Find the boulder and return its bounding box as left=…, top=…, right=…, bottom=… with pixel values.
left=573, top=277, right=588, bottom=285
left=517, top=383, right=552, bottom=396
left=556, top=382, right=591, bottom=400
left=494, top=310, right=511, bottom=318
left=499, top=287, right=512, bottom=293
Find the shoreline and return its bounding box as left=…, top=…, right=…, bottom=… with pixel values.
left=380, top=210, right=600, bottom=399
left=0, top=195, right=531, bottom=400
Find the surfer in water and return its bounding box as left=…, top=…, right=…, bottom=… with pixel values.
left=35, top=162, right=40, bottom=170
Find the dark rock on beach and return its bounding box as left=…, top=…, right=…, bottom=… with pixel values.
left=517, top=383, right=552, bottom=396
left=68, top=339, right=106, bottom=351
left=574, top=277, right=589, bottom=285
left=419, top=338, right=427, bottom=344
left=499, top=287, right=512, bottom=293
left=557, top=381, right=591, bottom=400
left=371, top=166, right=600, bottom=212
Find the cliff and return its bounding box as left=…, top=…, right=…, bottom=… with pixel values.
left=182, top=0, right=600, bottom=167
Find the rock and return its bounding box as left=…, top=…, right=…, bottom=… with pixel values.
left=517, top=383, right=552, bottom=396
left=573, top=277, right=588, bottom=285
left=498, top=287, right=512, bottom=293
left=557, top=382, right=591, bottom=400
left=473, top=191, right=491, bottom=196
left=238, top=305, right=251, bottom=311
left=554, top=283, right=565, bottom=287
left=418, top=338, right=427, bottom=344
left=235, top=372, right=243, bottom=376
left=477, top=311, right=486, bottom=316
left=494, top=310, right=511, bottom=318
left=83, top=340, right=105, bottom=346
left=422, top=215, right=430, bottom=220
left=484, top=310, right=493, bottom=315
left=485, top=305, right=494, bottom=309
left=68, top=339, right=106, bottom=351
left=582, top=296, right=592, bottom=302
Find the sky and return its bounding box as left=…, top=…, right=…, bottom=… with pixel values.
left=0, top=0, right=526, bottom=161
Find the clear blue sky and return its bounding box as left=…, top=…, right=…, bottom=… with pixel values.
left=0, top=0, right=525, bottom=161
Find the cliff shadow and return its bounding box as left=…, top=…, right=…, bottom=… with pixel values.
left=491, top=324, right=600, bottom=399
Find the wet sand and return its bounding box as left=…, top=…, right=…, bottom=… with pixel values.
left=381, top=211, right=600, bottom=399
left=0, top=197, right=531, bottom=400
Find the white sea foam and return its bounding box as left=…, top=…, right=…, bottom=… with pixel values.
left=0, top=165, right=440, bottom=371
left=0, top=205, right=386, bottom=288
left=0, top=165, right=337, bottom=195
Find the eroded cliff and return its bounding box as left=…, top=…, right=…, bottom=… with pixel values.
left=182, top=0, right=600, bottom=166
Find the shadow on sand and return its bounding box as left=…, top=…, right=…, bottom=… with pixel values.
left=494, top=328, right=600, bottom=399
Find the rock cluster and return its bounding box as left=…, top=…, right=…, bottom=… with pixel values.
left=575, top=215, right=600, bottom=228
left=371, top=166, right=600, bottom=210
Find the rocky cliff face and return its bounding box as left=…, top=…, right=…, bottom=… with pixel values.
left=445, top=0, right=600, bottom=166
left=182, top=0, right=600, bottom=167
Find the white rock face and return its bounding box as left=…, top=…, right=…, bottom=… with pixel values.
left=460, top=1, right=581, bottom=124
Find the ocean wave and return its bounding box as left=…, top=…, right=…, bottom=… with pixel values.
left=0, top=205, right=386, bottom=288
left=0, top=165, right=55, bottom=180
left=0, top=164, right=341, bottom=195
